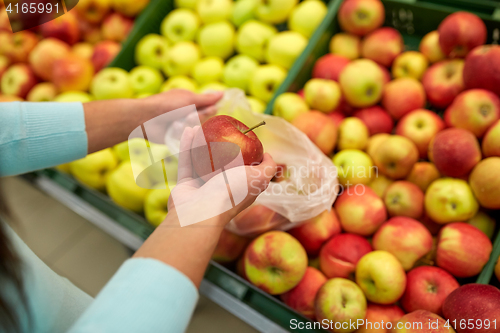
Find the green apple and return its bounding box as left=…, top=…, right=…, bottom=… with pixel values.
left=255, top=0, right=298, bottom=24
left=425, top=178, right=479, bottom=224
left=26, top=82, right=58, bottom=102
left=266, top=31, right=308, bottom=70
left=288, top=0, right=327, bottom=38
left=249, top=64, right=287, bottom=102
left=160, top=9, right=200, bottom=43
left=54, top=91, right=93, bottom=102
left=198, top=82, right=227, bottom=93
left=129, top=66, right=164, bottom=95
left=247, top=96, right=266, bottom=113
left=337, top=117, right=369, bottom=150
left=134, top=34, right=170, bottom=70
left=236, top=20, right=277, bottom=62
left=191, top=57, right=224, bottom=85
left=144, top=186, right=172, bottom=227
left=232, top=0, right=258, bottom=27
left=222, top=54, right=259, bottom=92
left=272, top=92, right=309, bottom=122
left=70, top=148, right=118, bottom=191
left=304, top=78, right=342, bottom=112
left=197, top=21, right=235, bottom=60
left=160, top=75, right=198, bottom=92
left=333, top=149, right=374, bottom=187
left=162, top=41, right=201, bottom=77
left=196, top=0, right=233, bottom=24
left=136, top=93, right=153, bottom=99
left=339, top=59, right=385, bottom=108
left=174, top=0, right=196, bottom=10
left=90, top=68, right=134, bottom=100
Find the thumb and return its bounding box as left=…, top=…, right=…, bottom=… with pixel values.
left=193, top=91, right=224, bottom=109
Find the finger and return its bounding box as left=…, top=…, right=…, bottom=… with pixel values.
left=177, top=127, right=195, bottom=182
left=255, top=153, right=278, bottom=181
left=193, top=91, right=223, bottom=109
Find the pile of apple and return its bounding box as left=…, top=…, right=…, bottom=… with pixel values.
left=211, top=0, right=500, bottom=330
left=0, top=0, right=149, bottom=102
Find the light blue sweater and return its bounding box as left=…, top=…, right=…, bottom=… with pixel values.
left=0, top=102, right=199, bottom=333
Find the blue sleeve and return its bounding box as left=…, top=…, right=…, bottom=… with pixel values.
left=68, top=258, right=199, bottom=333
left=0, top=102, right=88, bottom=177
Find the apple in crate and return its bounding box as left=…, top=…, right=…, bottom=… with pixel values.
left=332, top=149, right=374, bottom=187
left=266, top=31, right=307, bottom=70
left=337, top=117, right=369, bottom=151
left=70, top=149, right=118, bottom=191
left=392, top=51, right=429, bottom=80
left=135, top=34, right=170, bottom=70
left=160, top=9, right=200, bottom=43
left=76, top=0, right=111, bottom=24
left=382, top=78, right=426, bottom=120
left=357, top=304, right=405, bottom=333
left=54, top=91, right=93, bottom=103
left=254, top=0, right=297, bottom=25
left=392, top=310, right=454, bottom=333
left=244, top=231, right=308, bottom=295
left=161, top=76, right=198, bottom=93
left=383, top=182, right=424, bottom=219
left=338, top=0, right=384, bottom=36
left=196, top=0, right=233, bottom=24
left=405, top=162, right=440, bottom=192
left=212, top=229, right=250, bottom=263
left=371, top=135, right=419, bottom=180
left=223, top=54, right=259, bottom=93
left=419, top=31, right=446, bottom=64
left=2, top=31, right=38, bottom=64
left=191, top=57, right=224, bottom=85
left=292, top=111, right=338, bottom=155
left=101, top=13, right=134, bottom=43
left=40, top=12, right=80, bottom=45
left=29, top=38, right=71, bottom=81
left=232, top=205, right=288, bottom=237
left=0, top=64, right=37, bottom=99
left=197, top=21, right=235, bottom=60
left=52, top=56, right=94, bottom=93
left=422, top=59, right=464, bottom=109
left=144, top=187, right=171, bottom=227
left=272, top=92, right=309, bottom=122
left=236, top=20, right=277, bottom=63
left=443, top=284, right=500, bottom=333
left=469, top=157, right=500, bottom=209
left=26, top=83, right=58, bottom=102
left=91, top=41, right=121, bottom=73
left=467, top=211, right=496, bottom=239
left=112, top=0, right=150, bottom=17
left=91, top=68, right=134, bottom=100
left=304, top=78, right=342, bottom=113
left=231, top=0, right=258, bottom=27
left=361, top=27, right=404, bottom=67
left=249, top=64, right=286, bottom=103
left=353, top=106, right=394, bottom=135
left=438, top=11, right=486, bottom=58
left=329, top=32, right=361, bottom=60
left=288, top=0, right=327, bottom=38
left=368, top=174, right=393, bottom=198
left=482, top=120, right=500, bottom=157
left=339, top=59, right=386, bottom=108
left=312, top=54, right=350, bottom=82
left=463, top=45, right=500, bottom=96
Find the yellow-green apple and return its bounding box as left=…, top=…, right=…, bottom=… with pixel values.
left=160, top=75, right=198, bottom=92
left=368, top=175, right=393, bottom=198
left=405, top=162, right=440, bottom=192
left=244, top=231, right=307, bottom=294
left=280, top=267, right=326, bottom=320
left=304, top=78, right=342, bottom=113
left=396, top=109, right=445, bottom=159
left=333, top=149, right=374, bottom=187
left=91, top=67, right=134, bottom=100
left=191, top=57, right=224, bottom=85
left=134, top=34, right=170, bottom=70
left=160, top=8, right=200, bottom=43
left=70, top=148, right=118, bottom=191
left=236, top=20, right=277, bottom=62
left=288, top=209, right=341, bottom=256
left=392, top=310, right=454, bottom=333
left=273, top=92, right=309, bottom=122
left=361, top=27, right=404, bottom=67
left=247, top=96, right=266, bottom=114
left=231, top=0, right=258, bottom=27
left=51, top=56, right=94, bottom=93
left=212, top=229, right=251, bottom=263
left=319, top=233, right=372, bottom=279
left=444, top=89, right=500, bottom=138
left=357, top=303, right=405, bottom=333
left=337, top=117, right=369, bottom=150
left=175, top=0, right=196, bottom=9
left=383, top=181, right=424, bottom=219
left=255, top=0, right=298, bottom=25
left=312, top=54, right=350, bottom=82
left=76, top=0, right=111, bottom=23
left=291, top=111, right=337, bottom=155
left=40, top=12, right=80, bottom=45
left=249, top=64, right=286, bottom=102
left=329, top=33, right=361, bottom=60
left=366, top=133, right=389, bottom=159
left=428, top=128, right=481, bottom=178
left=467, top=211, right=496, bottom=239
left=443, top=284, right=500, bottom=333
left=463, top=45, right=500, bottom=96
left=233, top=205, right=288, bottom=236
left=355, top=251, right=407, bottom=304
left=129, top=66, right=163, bottom=95
left=425, top=178, right=478, bottom=224
left=401, top=266, right=459, bottom=316
left=144, top=187, right=171, bottom=227
left=196, top=0, right=232, bottom=24
left=338, top=0, right=384, bottom=36
left=163, top=41, right=200, bottom=77
left=315, top=278, right=367, bottom=333
left=469, top=157, right=500, bottom=209
left=419, top=30, right=446, bottom=64
left=101, top=13, right=134, bottom=43
left=436, top=222, right=492, bottom=277
left=373, top=217, right=432, bottom=270
left=334, top=185, right=387, bottom=236
left=91, top=40, right=121, bottom=72
left=54, top=91, right=93, bottom=102
left=353, top=106, right=394, bottom=135
left=199, top=81, right=227, bottom=93
left=26, top=83, right=57, bottom=102
left=482, top=119, right=500, bottom=157
left=266, top=31, right=307, bottom=70
left=112, top=0, right=150, bottom=17
left=339, top=59, right=386, bottom=108
left=372, top=135, right=419, bottom=180
left=438, top=12, right=486, bottom=58
left=1, top=31, right=38, bottom=64
left=197, top=21, right=235, bottom=60
left=422, top=59, right=465, bottom=109
left=288, top=0, right=327, bottom=38
left=28, top=38, right=71, bottom=81
left=0, top=55, right=8, bottom=81
left=392, top=51, right=429, bottom=80
left=382, top=78, right=426, bottom=120
left=72, top=43, right=94, bottom=60
left=223, top=54, right=259, bottom=93
left=1, top=64, right=37, bottom=99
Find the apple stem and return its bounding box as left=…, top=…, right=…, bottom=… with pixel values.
left=242, top=121, right=266, bottom=135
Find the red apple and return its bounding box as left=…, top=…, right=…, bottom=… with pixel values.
left=382, top=78, right=426, bottom=120
left=338, top=0, right=385, bottom=36
left=102, top=13, right=134, bottom=43
left=383, top=181, right=424, bottom=219
left=353, top=106, right=394, bottom=135
left=405, top=162, right=440, bottom=192
left=1, top=30, right=38, bottom=63
left=51, top=56, right=94, bottom=93
left=212, top=229, right=251, bottom=263
left=482, top=119, right=500, bottom=157
left=392, top=310, right=454, bottom=333
left=357, top=303, right=405, bottom=333
left=232, top=205, right=289, bottom=237
left=91, top=40, right=121, bottom=72
left=40, top=12, right=81, bottom=45
left=428, top=128, right=481, bottom=178
left=401, top=266, right=459, bottom=315
left=312, top=54, right=350, bottom=82
left=287, top=209, right=342, bottom=256
left=75, top=0, right=112, bottom=24
left=291, top=111, right=338, bottom=155
left=463, top=45, right=500, bottom=96
left=438, top=11, right=486, bottom=58
left=319, top=233, right=372, bottom=279
left=436, top=223, right=493, bottom=278
left=361, top=27, right=404, bottom=67
left=371, top=135, right=419, bottom=180
left=28, top=38, right=71, bottom=81
left=0, top=64, right=37, bottom=98
left=422, top=59, right=465, bottom=109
